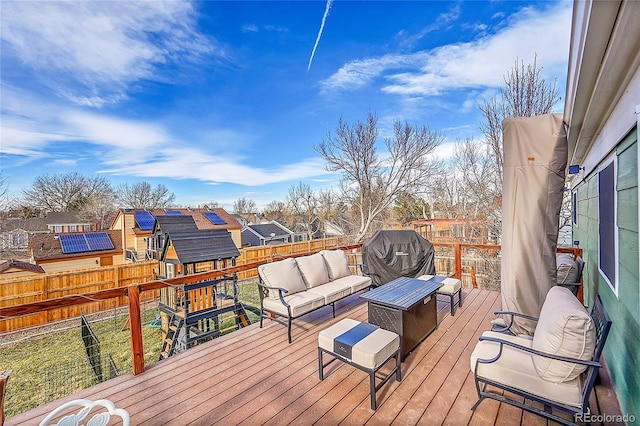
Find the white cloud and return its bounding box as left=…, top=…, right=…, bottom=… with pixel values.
left=321, top=2, right=571, bottom=97
left=0, top=1, right=223, bottom=107
left=100, top=146, right=327, bottom=186
left=395, top=4, right=461, bottom=51
left=242, top=24, right=260, bottom=33
left=0, top=88, right=328, bottom=186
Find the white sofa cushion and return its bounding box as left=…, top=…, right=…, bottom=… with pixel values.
left=320, top=250, right=351, bottom=280
left=296, top=253, right=330, bottom=288
left=262, top=291, right=325, bottom=317
left=258, top=258, right=307, bottom=299
left=306, top=281, right=351, bottom=304
left=332, top=274, right=371, bottom=293
left=471, top=331, right=584, bottom=407
left=532, top=286, right=596, bottom=383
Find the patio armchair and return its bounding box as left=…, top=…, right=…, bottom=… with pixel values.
left=39, top=399, right=130, bottom=426
left=470, top=286, right=611, bottom=426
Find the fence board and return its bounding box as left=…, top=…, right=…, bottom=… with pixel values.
left=0, top=236, right=517, bottom=333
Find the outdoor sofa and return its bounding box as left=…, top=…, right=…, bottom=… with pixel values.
left=257, top=250, right=371, bottom=343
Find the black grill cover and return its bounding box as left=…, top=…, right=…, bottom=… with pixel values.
left=362, top=230, right=436, bottom=287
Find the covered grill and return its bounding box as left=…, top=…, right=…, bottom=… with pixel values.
left=362, top=230, right=436, bottom=287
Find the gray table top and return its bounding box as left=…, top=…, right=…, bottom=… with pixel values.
left=361, top=276, right=443, bottom=310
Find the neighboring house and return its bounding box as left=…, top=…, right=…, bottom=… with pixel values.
left=0, top=217, right=48, bottom=254
left=28, top=230, right=123, bottom=273
left=293, top=217, right=345, bottom=240
left=151, top=215, right=240, bottom=278
left=565, top=0, right=639, bottom=417
left=0, top=212, right=92, bottom=257
left=230, top=214, right=250, bottom=228
left=44, top=211, right=93, bottom=233
left=0, top=259, right=45, bottom=278
left=110, top=208, right=242, bottom=263
left=241, top=220, right=295, bottom=247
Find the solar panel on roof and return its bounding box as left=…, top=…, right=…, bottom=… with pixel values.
left=203, top=211, right=226, bottom=225
left=59, top=234, right=89, bottom=254
left=134, top=210, right=155, bottom=230
left=60, top=233, right=115, bottom=254
left=166, top=210, right=183, bottom=215
left=85, top=232, right=114, bottom=251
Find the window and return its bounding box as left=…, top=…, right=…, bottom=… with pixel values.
left=54, top=225, right=62, bottom=233
left=598, top=159, right=617, bottom=295
left=572, top=191, right=578, bottom=225
left=69, top=225, right=77, bottom=232
left=11, top=233, right=26, bottom=247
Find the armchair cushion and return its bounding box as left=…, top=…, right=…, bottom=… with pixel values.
left=296, top=253, right=330, bottom=288
left=556, top=254, right=579, bottom=284
left=320, top=250, right=351, bottom=280
left=258, top=258, right=307, bottom=298
left=471, top=331, right=584, bottom=407
left=532, top=286, right=596, bottom=383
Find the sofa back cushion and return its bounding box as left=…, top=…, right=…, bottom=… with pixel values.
left=320, top=250, right=351, bottom=280
left=296, top=253, right=330, bottom=288
left=532, top=286, right=596, bottom=383
left=258, top=258, right=307, bottom=298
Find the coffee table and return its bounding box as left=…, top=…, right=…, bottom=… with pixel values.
left=361, top=276, right=443, bottom=359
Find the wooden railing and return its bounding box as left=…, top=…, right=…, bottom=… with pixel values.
left=0, top=236, right=354, bottom=332
left=0, top=242, right=583, bottom=375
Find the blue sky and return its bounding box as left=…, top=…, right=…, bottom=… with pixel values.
left=0, top=0, right=571, bottom=211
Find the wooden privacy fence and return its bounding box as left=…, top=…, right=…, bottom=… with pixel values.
left=0, top=236, right=354, bottom=332
left=0, top=263, right=156, bottom=332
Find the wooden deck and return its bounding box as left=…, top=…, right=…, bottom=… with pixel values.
left=8, top=289, right=621, bottom=425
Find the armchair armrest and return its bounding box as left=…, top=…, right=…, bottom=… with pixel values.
left=476, top=335, right=601, bottom=368
left=492, top=310, right=539, bottom=333
left=557, top=282, right=580, bottom=296
left=256, top=281, right=290, bottom=307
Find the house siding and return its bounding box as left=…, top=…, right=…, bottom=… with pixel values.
left=572, top=128, right=639, bottom=417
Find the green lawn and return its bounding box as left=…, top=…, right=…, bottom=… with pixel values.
left=0, top=307, right=163, bottom=418
left=0, top=281, right=261, bottom=419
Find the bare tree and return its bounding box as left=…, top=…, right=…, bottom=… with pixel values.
left=287, top=182, right=318, bottom=239
left=315, top=189, right=346, bottom=236
left=448, top=139, right=501, bottom=242
left=262, top=200, right=290, bottom=225
left=0, top=172, right=10, bottom=212
left=233, top=197, right=257, bottom=215
left=479, top=55, right=559, bottom=186
left=317, top=111, right=443, bottom=242
left=115, top=182, right=176, bottom=209
left=81, top=192, right=117, bottom=230
left=452, top=55, right=561, bottom=242
left=22, top=172, right=113, bottom=212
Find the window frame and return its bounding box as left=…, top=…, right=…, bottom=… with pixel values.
left=597, top=154, right=618, bottom=297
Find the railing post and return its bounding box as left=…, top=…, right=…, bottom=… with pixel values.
left=454, top=243, right=462, bottom=279
left=127, top=285, right=145, bottom=375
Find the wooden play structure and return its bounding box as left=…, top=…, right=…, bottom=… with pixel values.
left=151, top=214, right=250, bottom=359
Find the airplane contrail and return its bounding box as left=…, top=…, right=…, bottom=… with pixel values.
left=307, top=0, right=333, bottom=71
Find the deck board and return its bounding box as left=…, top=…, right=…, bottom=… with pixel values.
left=7, top=289, right=622, bottom=426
